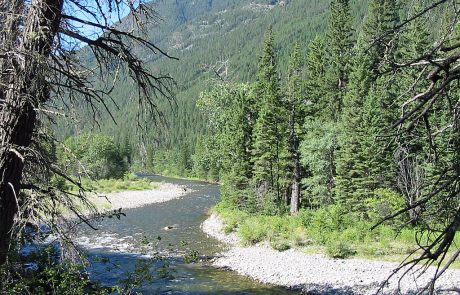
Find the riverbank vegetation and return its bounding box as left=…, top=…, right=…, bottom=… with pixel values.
left=54, top=133, right=156, bottom=192
left=214, top=203, right=460, bottom=267
left=196, top=0, right=460, bottom=280
left=2, top=0, right=460, bottom=293
left=64, top=175, right=157, bottom=194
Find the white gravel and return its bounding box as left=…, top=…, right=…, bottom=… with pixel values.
left=202, top=214, right=460, bottom=294
left=90, top=182, right=190, bottom=209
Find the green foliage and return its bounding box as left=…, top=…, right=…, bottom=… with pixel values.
left=300, top=120, right=338, bottom=206
left=184, top=249, right=200, bottom=264
left=364, top=188, right=406, bottom=224
left=59, top=133, right=128, bottom=180
left=323, top=0, right=355, bottom=121
left=216, top=204, right=400, bottom=258
left=48, top=0, right=460, bottom=270
left=251, top=27, right=289, bottom=204
left=215, top=204, right=460, bottom=262
left=270, top=239, right=291, bottom=251
left=67, top=177, right=156, bottom=193
left=55, top=1, right=372, bottom=180
left=325, top=240, right=356, bottom=259
left=0, top=246, right=106, bottom=295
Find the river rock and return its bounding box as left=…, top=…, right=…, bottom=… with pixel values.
left=201, top=214, right=460, bottom=294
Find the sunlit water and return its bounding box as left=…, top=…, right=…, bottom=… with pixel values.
left=77, top=174, right=298, bottom=294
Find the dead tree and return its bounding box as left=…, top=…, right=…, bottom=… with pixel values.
left=395, top=144, right=425, bottom=225
left=0, top=0, right=174, bottom=264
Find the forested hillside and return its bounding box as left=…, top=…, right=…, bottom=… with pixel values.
left=3, top=0, right=460, bottom=292
left=56, top=0, right=373, bottom=175
left=54, top=0, right=460, bottom=271
left=193, top=0, right=460, bottom=275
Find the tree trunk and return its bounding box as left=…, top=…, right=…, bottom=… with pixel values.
left=0, top=100, right=36, bottom=264
left=0, top=0, right=63, bottom=264
left=290, top=137, right=300, bottom=215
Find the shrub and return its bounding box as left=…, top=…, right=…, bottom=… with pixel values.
left=51, top=176, right=69, bottom=191
left=365, top=189, right=406, bottom=225
left=240, top=217, right=270, bottom=245
left=271, top=239, right=291, bottom=251
left=297, top=209, right=314, bottom=227
left=59, top=133, right=127, bottom=180
left=325, top=240, right=356, bottom=259
left=340, top=227, right=363, bottom=244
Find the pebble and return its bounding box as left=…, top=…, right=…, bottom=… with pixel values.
left=201, top=214, right=460, bottom=294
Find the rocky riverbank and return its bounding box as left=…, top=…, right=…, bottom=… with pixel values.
left=90, top=182, right=191, bottom=210
left=202, top=214, right=460, bottom=294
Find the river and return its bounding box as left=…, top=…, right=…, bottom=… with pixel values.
left=77, top=174, right=299, bottom=294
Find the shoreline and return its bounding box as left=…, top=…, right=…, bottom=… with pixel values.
left=89, top=182, right=191, bottom=210
left=136, top=171, right=221, bottom=185
left=202, top=214, right=460, bottom=294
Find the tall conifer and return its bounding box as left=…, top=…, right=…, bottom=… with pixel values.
left=252, top=27, right=288, bottom=210
left=286, top=43, right=304, bottom=214
left=323, top=0, right=354, bottom=121
left=336, top=0, right=400, bottom=210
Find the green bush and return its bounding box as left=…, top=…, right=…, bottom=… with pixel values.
left=325, top=240, right=356, bottom=259
left=51, top=175, right=69, bottom=191
left=340, top=227, right=363, bottom=243
left=271, top=239, right=291, bottom=251
left=365, top=189, right=406, bottom=225
left=240, top=217, right=270, bottom=244
left=298, top=209, right=314, bottom=227
left=212, top=201, right=437, bottom=261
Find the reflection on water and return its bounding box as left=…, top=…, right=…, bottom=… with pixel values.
left=77, top=174, right=298, bottom=294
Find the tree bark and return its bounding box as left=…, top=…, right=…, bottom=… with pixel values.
left=0, top=0, right=63, bottom=264
left=290, top=138, right=300, bottom=215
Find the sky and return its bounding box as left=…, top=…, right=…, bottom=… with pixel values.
left=64, top=0, right=132, bottom=46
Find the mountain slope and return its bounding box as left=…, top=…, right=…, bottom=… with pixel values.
left=56, top=0, right=371, bottom=171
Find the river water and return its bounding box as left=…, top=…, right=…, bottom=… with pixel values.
left=77, top=174, right=298, bottom=294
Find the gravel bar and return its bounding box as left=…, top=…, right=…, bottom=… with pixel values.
left=202, top=214, right=460, bottom=294
left=91, top=183, right=190, bottom=210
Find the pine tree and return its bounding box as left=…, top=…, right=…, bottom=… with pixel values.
left=335, top=37, right=374, bottom=209
left=335, top=0, right=401, bottom=210
left=362, top=0, right=400, bottom=76
left=197, top=83, right=255, bottom=206
left=393, top=2, right=431, bottom=224
left=252, top=27, right=288, bottom=211
left=304, top=36, right=327, bottom=118
left=300, top=35, right=337, bottom=208
left=323, top=0, right=354, bottom=121
left=299, top=0, right=354, bottom=207
left=286, top=42, right=304, bottom=214
left=221, top=84, right=255, bottom=209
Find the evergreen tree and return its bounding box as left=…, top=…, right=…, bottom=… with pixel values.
left=323, top=0, right=355, bottom=121
left=286, top=42, right=304, bottom=214
left=304, top=36, right=327, bottom=118
left=393, top=2, right=431, bottom=223
left=197, top=83, right=255, bottom=207
left=300, top=35, right=336, bottom=207
left=299, top=1, right=354, bottom=207
left=335, top=0, right=401, bottom=210
left=362, top=0, right=400, bottom=76
left=220, top=84, right=255, bottom=209
left=251, top=27, right=289, bottom=211
left=335, top=37, right=375, bottom=209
